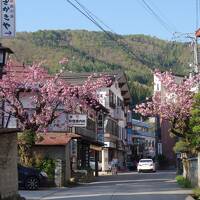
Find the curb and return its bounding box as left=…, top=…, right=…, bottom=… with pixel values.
left=185, top=195, right=195, bottom=200
left=19, top=188, right=68, bottom=200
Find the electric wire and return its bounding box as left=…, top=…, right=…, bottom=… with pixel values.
left=138, top=0, right=174, bottom=34
left=147, top=0, right=178, bottom=33
left=66, top=0, right=146, bottom=63
left=73, top=0, right=114, bottom=33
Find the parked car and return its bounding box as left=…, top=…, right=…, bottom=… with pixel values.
left=89, top=157, right=102, bottom=171
left=18, top=164, right=48, bottom=190
left=137, top=159, right=156, bottom=173
left=126, top=161, right=137, bottom=171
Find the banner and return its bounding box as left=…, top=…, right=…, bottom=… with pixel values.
left=0, top=0, right=15, bottom=38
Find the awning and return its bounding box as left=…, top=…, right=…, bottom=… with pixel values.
left=90, top=144, right=102, bottom=151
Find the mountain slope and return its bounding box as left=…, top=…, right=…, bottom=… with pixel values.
left=0, top=30, right=192, bottom=104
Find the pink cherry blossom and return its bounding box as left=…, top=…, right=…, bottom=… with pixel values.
left=1, top=60, right=111, bottom=133
left=135, top=69, right=200, bottom=137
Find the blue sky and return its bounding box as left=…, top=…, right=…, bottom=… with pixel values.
left=16, top=0, right=197, bottom=40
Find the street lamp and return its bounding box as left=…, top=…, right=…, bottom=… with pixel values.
left=0, top=43, right=13, bottom=78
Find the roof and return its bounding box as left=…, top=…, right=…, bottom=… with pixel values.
left=0, top=128, right=20, bottom=134
left=35, top=132, right=81, bottom=146
left=60, top=70, right=131, bottom=105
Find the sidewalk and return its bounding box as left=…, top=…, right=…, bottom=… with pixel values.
left=19, top=187, right=68, bottom=200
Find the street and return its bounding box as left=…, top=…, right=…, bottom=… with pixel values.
left=20, top=171, right=192, bottom=200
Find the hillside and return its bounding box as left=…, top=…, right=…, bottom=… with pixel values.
left=0, top=30, right=192, bottom=105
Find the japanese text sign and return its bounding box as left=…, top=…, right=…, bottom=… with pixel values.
left=0, top=0, right=15, bottom=38
left=68, top=114, right=87, bottom=127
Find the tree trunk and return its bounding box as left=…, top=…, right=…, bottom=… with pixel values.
left=18, top=129, right=36, bottom=166
left=182, top=153, right=189, bottom=179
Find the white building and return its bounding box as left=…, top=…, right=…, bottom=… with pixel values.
left=97, top=71, right=131, bottom=171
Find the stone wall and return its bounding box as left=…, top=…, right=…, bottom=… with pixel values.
left=0, top=133, right=18, bottom=199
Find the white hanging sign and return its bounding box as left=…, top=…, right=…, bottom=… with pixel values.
left=0, top=0, right=16, bottom=38
left=68, top=114, right=87, bottom=127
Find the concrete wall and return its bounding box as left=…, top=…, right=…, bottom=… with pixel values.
left=32, top=144, right=71, bottom=185
left=184, top=154, right=200, bottom=188
left=0, top=133, right=18, bottom=199
left=188, top=157, right=198, bottom=187
left=32, top=145, right=66, bottom=160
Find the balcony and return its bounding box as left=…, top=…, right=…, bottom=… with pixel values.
left=105, top=118, right=119, bottom=137
left=75, top=118, right=97, bottom=141
left=113, top=107, right=124, bottom=120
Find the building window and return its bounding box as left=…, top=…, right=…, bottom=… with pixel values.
left=109, top=90, right=116, bottom=108
left=97, top=113, right=103, bottom=128
left=152, top=140, right=155, bottom=148
left=156, top=83, right=160, bottom=91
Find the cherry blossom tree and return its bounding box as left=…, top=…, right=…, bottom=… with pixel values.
left=1, top=60, right=111, bottom=133
left=0, top=60, right=112, bottom=166
left=135, top=69, right=200, bottom=139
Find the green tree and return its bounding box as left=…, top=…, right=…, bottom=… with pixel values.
left=189, top=93, right=200, bottom=153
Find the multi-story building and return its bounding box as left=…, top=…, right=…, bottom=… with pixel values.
left=132, top=119, right=156, bottom=161
left=61, top=71, right=131, bottom=171
left=154, top=73, right=184, bottom=166
left=96, top=71, right=131, bottom=171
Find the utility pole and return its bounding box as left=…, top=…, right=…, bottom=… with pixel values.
left=193, top=30, right=200, bottom=74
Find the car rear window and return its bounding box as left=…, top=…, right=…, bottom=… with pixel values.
left=139, top=159, right=153, bottom=163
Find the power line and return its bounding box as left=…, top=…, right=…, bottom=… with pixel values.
left=138, top=0, right=175, bottom=34
left=147, top=0, right=178, bottom=32
left=73, top=0, right=114, bottom=33
left=65, top=0, right=148, bottom=64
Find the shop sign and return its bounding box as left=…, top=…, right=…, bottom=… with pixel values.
left=68, top=114, right=87, bottom=127
left=97, top=128, right=104, bottom=143
left=0, top=0, right=15, bottom=38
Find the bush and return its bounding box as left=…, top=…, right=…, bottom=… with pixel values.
left=66, top=177, right=79, bottom=187
left=173, top=140, right=190, bottom=153
left=193, top=188, right=200, bottom=200
left=34, top=156, right=55, bottom=179
left=176, top=175, right=192, bottom=188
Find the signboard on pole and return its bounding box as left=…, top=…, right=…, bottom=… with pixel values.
left=68, top=114, right=87, bottom=127
left=0, top=0, right=16, bottom=38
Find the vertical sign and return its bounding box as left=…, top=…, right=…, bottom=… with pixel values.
left=97, top=112, right=104, bottom=143
left=0, top=0, right=15, bottom=38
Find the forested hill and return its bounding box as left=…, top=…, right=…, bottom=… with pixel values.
left=0, top=30, right=192, bottom=105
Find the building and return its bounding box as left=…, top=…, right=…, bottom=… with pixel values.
left=61, top=71, right=131, bottom=171
left=131, top=119, right=156, bottom=161
left=154, top=73, right=184, bottom=166
left=96, top=71, right=131, bottom=171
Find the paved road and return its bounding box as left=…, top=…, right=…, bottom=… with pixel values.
left=20, top=171, right=192, bottom=200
